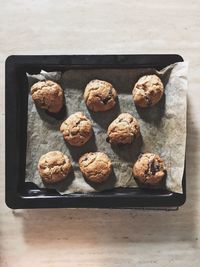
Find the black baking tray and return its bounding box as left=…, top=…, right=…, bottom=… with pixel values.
left=5, top=54, right=186, bottom=209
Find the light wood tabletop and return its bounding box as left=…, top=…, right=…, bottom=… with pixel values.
left=0, top=1, right=200, bottom=266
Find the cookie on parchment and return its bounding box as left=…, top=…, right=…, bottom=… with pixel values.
left=133, top=153, right=166, bottom=185
left=132, top=75, right=164, bottom=108
left=60, top=112, right=93, bottom=146
left=84, top=79, right=117, bottom=112
left=107, top=113, right=140, bottom=145
left=79, top=152, right=112, bottom=183
left=31, top=80, right=64, bottom=113
left=38, top=151, right=72, bottom=184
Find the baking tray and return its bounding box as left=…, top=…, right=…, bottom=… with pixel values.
left=5, top=55, right=186, bottom=209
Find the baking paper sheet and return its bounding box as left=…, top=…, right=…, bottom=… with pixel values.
left=26, top=62, right=187, bottom=194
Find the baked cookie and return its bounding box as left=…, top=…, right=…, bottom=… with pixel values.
left=79, top=152, right=112, bottom=183
left=133, top=153, right=166, bottom=185
left=60, top=112, right=93, bottom=146
left=132, top=75, right=164, bottom=108
left=31, top=80, right=64, bottom=113
left=84, top=79, right=117, bottom=112
left=107, top=113, right=140, bottom=145
left=38, top=151, right=72, bottom=184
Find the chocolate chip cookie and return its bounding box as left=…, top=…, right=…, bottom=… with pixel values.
left=84, top=79, right=117, bottom=112
left=60, top=112, right=93, bottom=146
left=31, top=80, right=64, bottom=113
left=132, top=75, right=164, bottom=108
left=79, top=152, right=112, bottom=183
left=107, top=113, right=140, bottom=145
left=133, top=153, right=166, bottom=185
left=38, top=151, right=72, bottom=184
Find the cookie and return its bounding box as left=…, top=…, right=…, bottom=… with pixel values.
left=84, top=79, right=117, bottom=112
left=31, top=80, right=64, bottom=113
left=107, top=113, right=140, bottom=145
left=132, top=75, right=164, bottom=108
left=133, top=153, right=166, bottom=185
left=79, top=152, right=112, bottom=183
left=60, top=112, right=93, bottom=146
left=38, top=151, right=72, bottom=184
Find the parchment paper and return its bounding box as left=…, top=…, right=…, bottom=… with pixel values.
left=26, top=62, right=187, bottom=194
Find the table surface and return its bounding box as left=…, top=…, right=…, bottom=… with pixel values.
left=0, top=1, right=200, bottom=266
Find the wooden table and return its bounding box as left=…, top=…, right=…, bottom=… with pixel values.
left=0, top=1, right=200, bottom=266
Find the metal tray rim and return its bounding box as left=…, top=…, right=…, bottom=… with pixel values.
left=5, top=54, right=186, bottom=209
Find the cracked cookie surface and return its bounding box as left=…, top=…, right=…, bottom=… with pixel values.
left=79, top=152, right=112, bottom=183
left=84, top=79, right=117, bottom=112
left=107, top=113, right=140, bottom=145
left=38, top=151, right=72, bottom=184
left=60, top=112, right=93, bottom=146
left=31, top=80, right=64, bottom=113
left=133, top=153, right=166, bottom=185
left=132, top=75, right=164, bottom=108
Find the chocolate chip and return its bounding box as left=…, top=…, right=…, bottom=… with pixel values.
left=145, top=95, right=152, bottom=106
left=138, top=153, right=143, bottom=160
left=149, top=160, right=160, bottom=175
left=144, top=169, right=148, bottom=175
left=154, top=164, right=160, bottom=172
left=106, top=136, right=110, bottom=143
left=102, top=96, right=111, bottom=104
left=108, top=88, right=113, bottom=95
